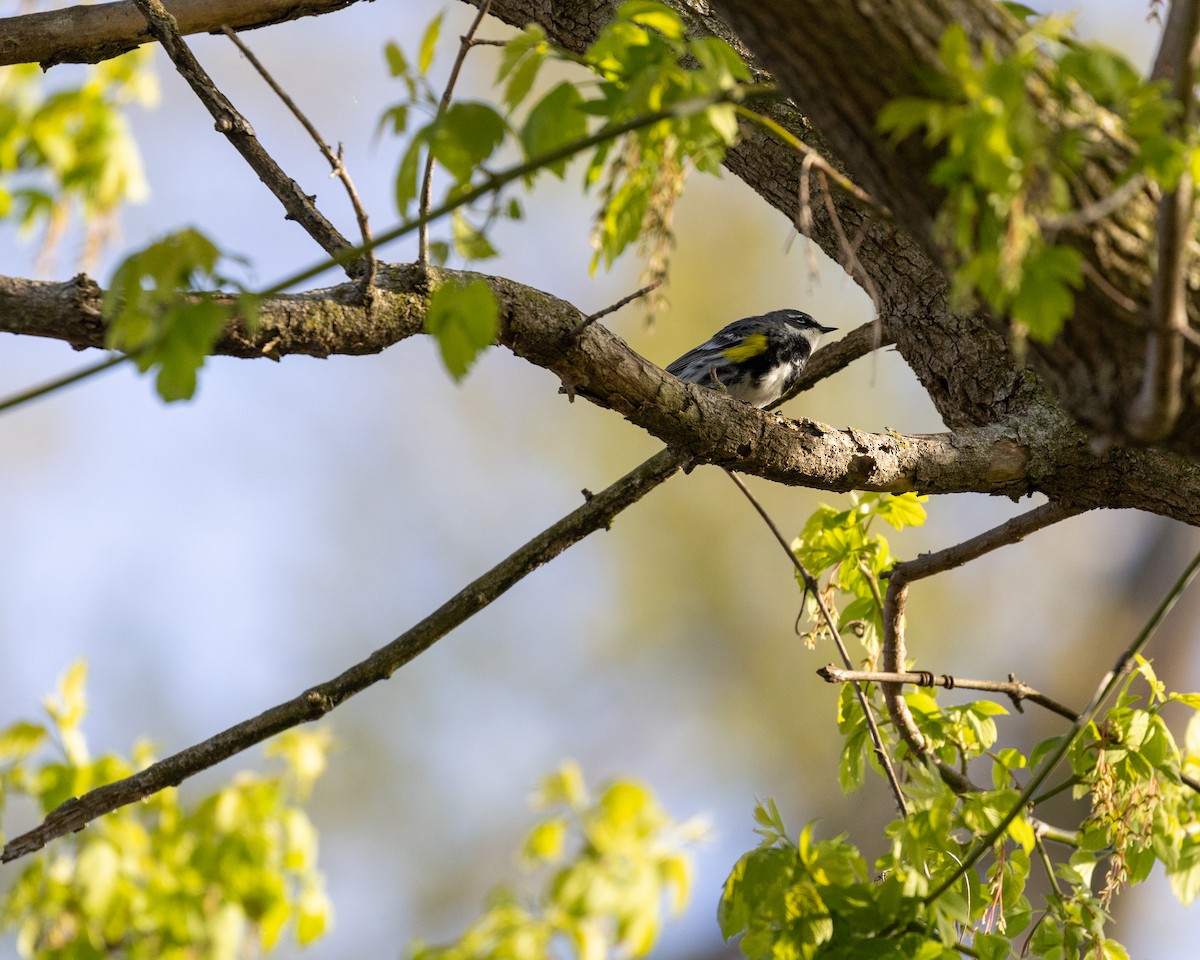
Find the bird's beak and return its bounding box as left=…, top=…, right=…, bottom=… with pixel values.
left=818, top=323, right=838, bottom=334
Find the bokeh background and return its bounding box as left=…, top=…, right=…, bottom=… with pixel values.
left=2, top=1, right=1200, bottom=957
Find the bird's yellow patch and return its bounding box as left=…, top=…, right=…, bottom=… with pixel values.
left=721, top=332, right=768, bottom=363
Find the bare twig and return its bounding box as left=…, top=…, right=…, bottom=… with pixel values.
left=880, top=502, right=1082, bottom=784
left=1039, top=175, right=1146, bottom=235
left=734, top=104, right=892, bottom=223
left=582, top=280, right=661, bottom=326
left=418, top=0, right=494, bottom=270
left=1129, top=0, right=1200, bottom=442
left=723, top=470, right=909, bottom=817
left=818, top=169, right=881, bottom=309
left=817, top=665, right=1077, bottom=721
left=1080, top=260, right=1141, bottom=315
left=221, top=26, right=376, bottom=295
left=0, top=448, right=682, bottom=862
left=924, top=544, right=1200, bottom=906
left=131, top=0, right=355, bottom=270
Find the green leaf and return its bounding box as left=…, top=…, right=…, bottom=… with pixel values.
left=379, top=103, right=408, bottom=137
left=1168, top=842, right=1200, bottom=904
left=427, top=101, right=507, bottom=181
left=873, top=492, right=928, bottom=530
left=297, top=884, right=333, bottom=944
left=689, top=36, right=752, bottom=88
left=522, top=817, right=569, bottom=863
left=384, top=40, right=409, bottom=77
left=395, top=138, right=423, bottom=215
left=103, top=228, right=251, bottom=401
left=418, top=12, right=443, bottom=75
left=520, top=81, right=588, bottom=177
left=0, top=721, right=47, bottom=764
left=425, top=278, right=499, bottom=380
left=152, top=298, right=231, bottom=401
left=452, top=211, right=499, bottom=260
left=619, top=0, right=686, bottom=41
left=502, top=48, right=545, bottom=113
left=999, top=2, right=1040, bottom=20
left=1011, top=243, right=1082, bottom=340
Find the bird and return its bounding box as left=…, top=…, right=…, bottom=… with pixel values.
left=665, top=309, right=836, bottom=408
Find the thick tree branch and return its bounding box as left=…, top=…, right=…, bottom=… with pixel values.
left=0, top=0, right=366, bottom=68
left=6, top=267, right=1200, bottom=523
left=0, top=448, right=682, bottom=863
left=131, top=0, right=356, bottom=270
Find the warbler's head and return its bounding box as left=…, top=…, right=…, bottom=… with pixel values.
left=764, top=309, right=837, bottom=350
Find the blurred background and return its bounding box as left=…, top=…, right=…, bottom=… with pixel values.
left=2, top=1, right=1199, bottom=957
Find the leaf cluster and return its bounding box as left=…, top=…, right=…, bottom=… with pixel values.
left=381, top=0, right=751, bottom=376
left=0, top=663, right=332, bottom=960
left=0, top=49, right=155, bottom=265
left=791, top=492, right=927, bottom=658
left=407, top=760, right=704, bottom=960
left=103, top=228, right=259, bottom=401
left=754, top=492, right=1200, bottom=959
left=878, top=13, right=1192, bottom=342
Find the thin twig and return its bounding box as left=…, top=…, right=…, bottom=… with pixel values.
left=0, top=449, right=683, bottom=863
left=263, top=87, right=768, bottom=295
left=818, top=169, right=881, bottom=309
left=1038, top=175, right=1146, bottom=235
left=734, top=104, right=892, bottom=222
left=0, top=355, right=128, bottom=416
left=881, top=502, right=1081, bottom=787
left=820, top=664, right=1200, bottom=795
left=817, top=666, right=1076, bottom=721
left=723, top=470, right=909, bottom=818
left=131, top=0, right=355, bottom=270
left=582, top=280, right=661, bottom=326
left=923, top=544, right=1200, bottom=906
left=1080, top=260, right=1141, bottom=315
left=418, top=0, right=493, bottom=270
left=220, top=25, right=376, bottom=295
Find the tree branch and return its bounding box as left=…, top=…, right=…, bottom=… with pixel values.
left=221, top=25, right=376, bottom=290
left=0, top=0, right=365, bottom=68
left=1128, top=0, right=1200, bottom=441
left=819, top=664, right=1200, bottom=795
left=7, top=267, right=1200, bottom=524
left=924, top=544, right=1200, bottom=905
left=0, top=448, right=682, bottom=863
left=880, top=502, right=1081, bottom=767
left=418, top=0, right=493, bottom=269
left=817, top=666, right=1077, bottom=721
left=131, top=0, right=356, bottom=269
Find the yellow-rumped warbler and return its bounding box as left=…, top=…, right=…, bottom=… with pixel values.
left=666, top=309, right=836, bottom=408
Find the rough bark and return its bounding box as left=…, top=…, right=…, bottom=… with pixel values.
left=6, top=266, right=1199, bottom=523
left=0, top=0, right=367, bottom=67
